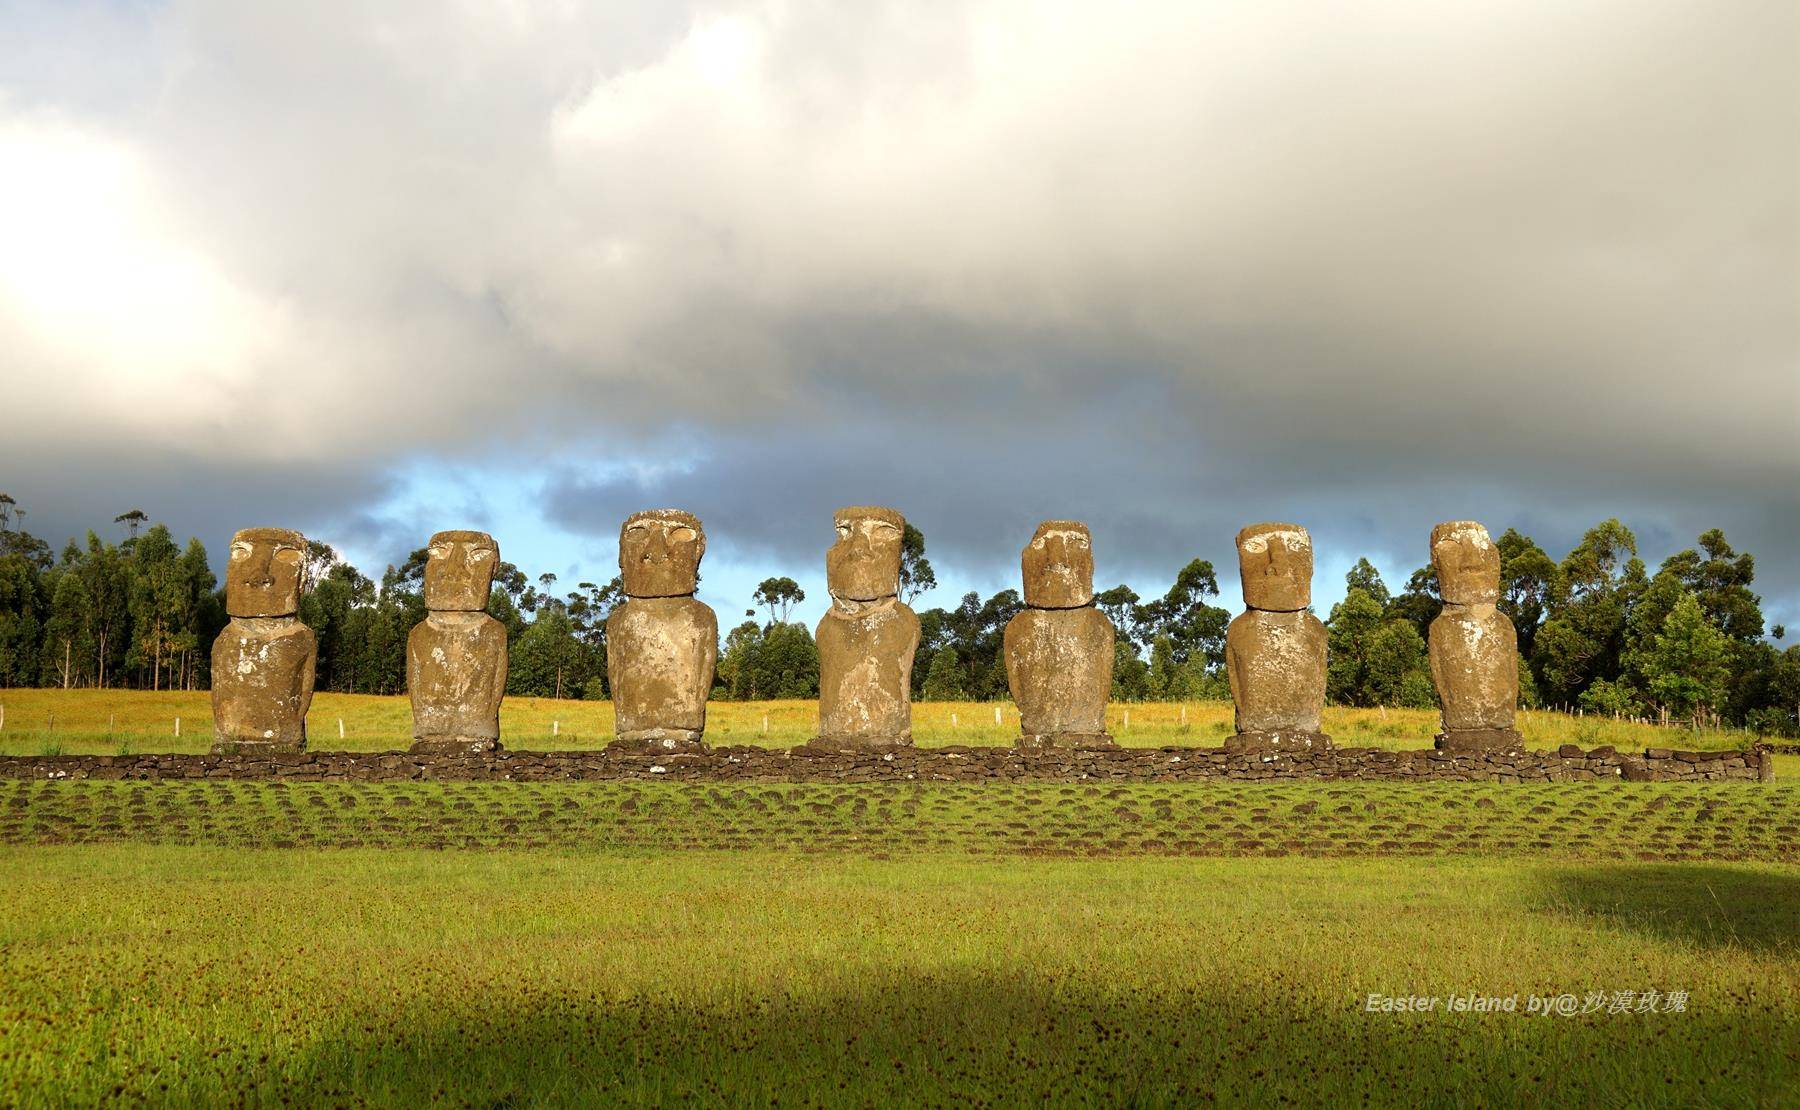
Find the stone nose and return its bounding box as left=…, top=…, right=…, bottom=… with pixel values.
left=1265, top=541, right=1290, bottom=577
left=641, top=531, right=670, bottom=561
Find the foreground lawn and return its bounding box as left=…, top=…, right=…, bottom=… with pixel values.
left=4, top=779, right=1798, bottom=861
left=0, top=849, right=1794, bottom=1105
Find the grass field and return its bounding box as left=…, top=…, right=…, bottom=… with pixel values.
left=0, top=687, right=1777, bottom=757
left=3, top=689, right=1795, bottom=1105
left=0, top=848, right=1795, bottom=1105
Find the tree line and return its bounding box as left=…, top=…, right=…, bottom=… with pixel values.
left=0, top=497, right=1794, bottom=734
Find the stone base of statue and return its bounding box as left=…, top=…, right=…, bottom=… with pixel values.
left=212, top=738, right=309, bottom=757
left=805, top=733, right=913, bottom=753
left=409, top=736, right=503, bottom=755
left=1016, top=731, right=1116, bottom=750
left=608, top=729, right=708, bottom=754
left=1435, top=727, right=1524, bottom=754
left=1226, top=729, right=1332, bottom=755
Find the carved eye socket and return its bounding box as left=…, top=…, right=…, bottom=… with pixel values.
left=429, top=544, right=450, bottom=559
left=470, top=548, right=492, bottom=561
left=230, top=542, right=252, bottom=559
left=835, top=524, right=851, bottom=539
left=669, top=526, right=697, bottom=544
left=1242, top=536, right=1268, bottom=554
left=273, top=547, right=301, bottom=565
left=870, top=522, right=900, bottom=539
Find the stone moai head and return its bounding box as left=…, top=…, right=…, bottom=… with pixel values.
left=226, top=527, right=306, bottom=618
left=1237, top=522, right=1313, bottom=612
left=620, top=510, right=705, bottom=598
left=826, top=506, right=904, bottom=602
left=1431, top=520, right=1501, bottom=606
left=1021, top=521, right=1094, bottom=608
left=423, top=530, right=499, bottom=611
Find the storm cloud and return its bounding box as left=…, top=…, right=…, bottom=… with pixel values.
left=1, top=0, right=1794, bottom=623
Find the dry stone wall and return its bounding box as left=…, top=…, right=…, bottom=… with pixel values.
left=0, top=744, right=1772, bottom=784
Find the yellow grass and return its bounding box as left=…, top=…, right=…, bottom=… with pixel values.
left=0, top=689, right=1783, bottom=771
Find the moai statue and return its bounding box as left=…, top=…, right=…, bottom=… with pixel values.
left=1428, top=521, right=1523, bottom=752
left=211, top=528, right=316, bottom=753
left=606, top=510, right=718, bottom=751
left=1225, top=522, right=1331, bottom=753
left=408, top=530, right=508, bottom=753
left=815, top=506, right=920, bottom=749
left=1004, top=521, right=1115, bottom=747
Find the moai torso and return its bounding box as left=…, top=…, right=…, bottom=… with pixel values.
left=1226, top=609, right=1327, bottom=734
left=1429, top=604, right=1518, bottom=731
left=1226, top=522, right=1330, bottom=751
left=408, top=611, right=508, bottom=747
left=608, top=596, right=718, bottom=743
left=1003, top=520, right=1114, bottom=746
left=1005, top=607, right=1114, bottom=741
left=408, top=530, right=507, bottom=753
left=607, top=510, right=718, bottom=750
left=817, top=598, right=921, bottom=745
left=1427, top=521, right=1521, bottom=748
left=211, top=527, right=315, bottom=753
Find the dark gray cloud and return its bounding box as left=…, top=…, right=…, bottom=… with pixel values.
left=0, top=1, right=1794, bottom=627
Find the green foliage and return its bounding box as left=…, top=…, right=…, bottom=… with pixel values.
left=1111, top=639, right=1149, bottom=701
left=1635, top=593, right=1732, bottom=724
left=1344, top=558, right=1390, bottom=607
left=1578, top=677, right=1642, bottom=719
left=921, top=645, right=966, bottom=700
left=752, top=577, right=805, bottom=624
left=716, top=620, right=820, bottom=700
left=898, top=522, right=936, bottom=604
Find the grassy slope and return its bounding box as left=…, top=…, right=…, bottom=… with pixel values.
left=0, top=848, right=1795, bottom=1105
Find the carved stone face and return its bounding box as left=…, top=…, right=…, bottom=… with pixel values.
left=826, top=506, right=904, bottom=602
left=1022, top=520, right=1094, bottom=608
left=620, top=510, right=704, bottom=598
left=423, top=530, right=499, bottom=611
left=1237, top=522, right=1313, bottom=612
left=226, top=527, right=306, bottom=618
left=1431, top=520, right=1501, bottom=606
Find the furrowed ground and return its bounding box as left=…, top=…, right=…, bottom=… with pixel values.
left=1, top=690, right=1794, bottom=1105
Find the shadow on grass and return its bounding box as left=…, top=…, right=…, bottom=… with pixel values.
left=243, top=969, right=1798, bottom=1107
left=1544, top=864, right=1800, bottom=954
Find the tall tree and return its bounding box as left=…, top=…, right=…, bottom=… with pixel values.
left=752, top=577, right=806, bottom=624
left=898, top=523, right=936, bottom=604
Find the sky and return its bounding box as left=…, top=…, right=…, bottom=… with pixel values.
left=1, top=0, right=1795, bottom=633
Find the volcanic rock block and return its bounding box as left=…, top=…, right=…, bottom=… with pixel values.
left=816, top=506, right=918, bottom=748
left=212, top=528, right=316, bottom=753
left=409, top=530, right=508, bottom=754
left=607, top=510, right=718, bottom=751
left=1428, top=521, right=1523, bottom=753
left=1226, top=523, right=1330, bottom=753
left=1005, top=521, right=1114, bottom=747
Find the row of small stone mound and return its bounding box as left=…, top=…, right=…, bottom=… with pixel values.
left=0, top=743, right=1772, bottom=784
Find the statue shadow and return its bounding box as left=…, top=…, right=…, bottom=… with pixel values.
left=1542, top=863, right=1800, bottom=955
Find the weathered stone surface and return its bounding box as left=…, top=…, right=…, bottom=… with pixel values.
left=1428, top=521, right=1520, bottom=750
left=825, top=506, right=904, bottom=602
left=1431, top=520, right=1502, bottom=606
left=1228, top=524, right=1329, bottom=753
left=408, top=531, right=506, bottom=754
left=620, top=509, right=705, bottom=599
left=607, top=596, right=718, bottom=749
left=1236, top=521, right=1312, bottom=612
left=408, top=612, right=507, bottom=753
left=213, top=528, right=316, bottom=753
left=422, top=530, right=499, bottom=612
left=816, top=507, right=918, bottom=748
left=211, top=617, right=316, bottom=753
left=817, top=599, right=920, bottom=748
left=1021, top=520, right=1096, bottom=609
left=225, top=526, right=305, bottom=618
left=1006, top=607, right=1114, bottom=746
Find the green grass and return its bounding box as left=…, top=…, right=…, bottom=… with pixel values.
left=4, top=779, right=1797, bottom=861
left=0, top=848, right=1795, bottom=1105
